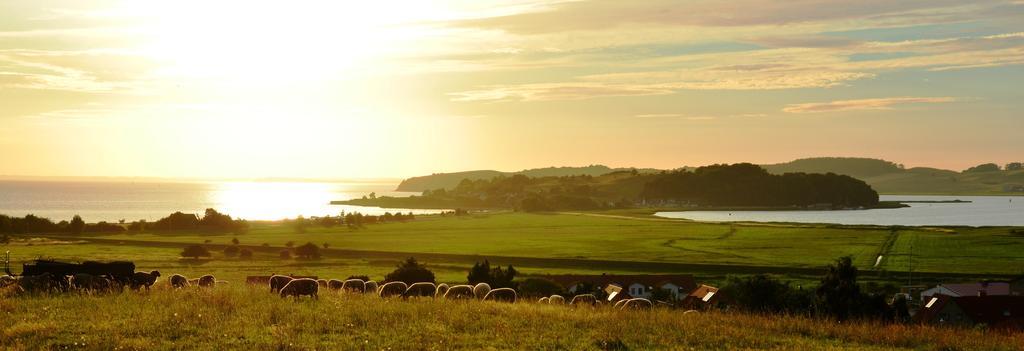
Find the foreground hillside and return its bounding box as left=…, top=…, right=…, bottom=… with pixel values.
left=2, top=286, right=1022, bottom=350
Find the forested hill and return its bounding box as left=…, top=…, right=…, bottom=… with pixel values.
left=343, top=164, right=879, bottom=211
left=395, top=165, right=659, bottom=192
left=763, top=157, right=1024, bottom=194
left=396, top=157, right=1024, bottom=195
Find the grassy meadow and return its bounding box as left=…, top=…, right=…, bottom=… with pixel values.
left=5, top=212, right=1024, bottom=286
left=2, top=285, right=1023, bottom=351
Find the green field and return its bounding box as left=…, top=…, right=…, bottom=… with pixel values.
left=5, top=212, right=1023, bottom=287
left=2, top=285, right=1022, bottom=350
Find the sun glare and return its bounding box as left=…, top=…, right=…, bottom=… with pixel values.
left=210, top=181, right=337, bottom=220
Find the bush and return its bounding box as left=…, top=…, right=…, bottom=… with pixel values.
left=294, top=242, right=321, bottom=259
left=385, top=257, right=435, bottom=283
left=722, top=274, right=813, bottom=314
left=517, top=278, right=563, bottom=297
left=181, top=245, right=211, bottom=259
left=223, top=245, right=240, bottom=258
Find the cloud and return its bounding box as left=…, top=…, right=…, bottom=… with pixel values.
left=459, top=0, right=991, bottom=33
left=0, top=49, right=152, bottom=93
left=782, top=97, right=957, bottom=113
left=448, top=29, right=1024, bottom=101
left=449, top=83, right=676, bottom=102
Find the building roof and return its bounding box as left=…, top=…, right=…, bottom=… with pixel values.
left=686, top=284, right=720, bottom=302
left=939, top=282, right=1010, bottom=297
left=917, top=295, right=1024, bottom=329
left=535, top=274, right=697, bottom=292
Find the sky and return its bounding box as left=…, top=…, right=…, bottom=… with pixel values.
left=1, top=0, right=1022, bottom=179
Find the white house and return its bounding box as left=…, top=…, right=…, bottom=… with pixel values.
left=543, top=274, right=697, bottom=300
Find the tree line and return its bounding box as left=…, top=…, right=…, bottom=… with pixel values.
left=0, top=214, right=126, bottom=235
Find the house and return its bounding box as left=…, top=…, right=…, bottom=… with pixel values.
left=916, top=295, right=1024, bottom=329
left=919, top=282, right=1010, bottom=301
left=681, top=284, right=723, bottom=309
left=538, top=274, right=697, bottom=301
left=1010, top=276, right=1024, bottom=296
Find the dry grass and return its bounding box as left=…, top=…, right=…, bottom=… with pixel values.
left=1, top=285, right=1021, bottom=350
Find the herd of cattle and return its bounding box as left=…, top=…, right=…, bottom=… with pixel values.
left=0, top=270, right=659, bottom=310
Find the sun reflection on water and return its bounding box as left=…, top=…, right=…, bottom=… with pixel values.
left=210, top=182, right=338, bottom=220
left=208, top=181, right=444, bottom=220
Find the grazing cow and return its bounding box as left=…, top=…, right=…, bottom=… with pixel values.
left=71, top=273, right=99, bottom=291
left=403, top=282, right=437, bottom=298
left=378, top=281, right=408, bottom=298
left=130, top=271, right=161, bottom=290
left=548, top=295, right=566, bottom=305
left=198, top=275, right=216, bottom=288
left=473, top=283, right=491, bottom=299
left=363, top=281, right=379, bottom=294
left=280, top=278, right=319, bottom=299
left=269, top=275, right=293, bottom=293
left=317, top=279, right=328, bottom=289
left=621, top=298, right=653, bottom=310
left=435, top=283, right=450, bottom=297
left=341, top=279, right=366, bottom=293
left=327, top=279, right=344, bottom=291
left=483, top=288, right=517, bottom=303
left=169, top=274, right=190, bottom=289
left=443, top=285, right=475, bottom=300
left=538, top=297, right=549, bottom=304
left=570, top=294, right=597, bottom=306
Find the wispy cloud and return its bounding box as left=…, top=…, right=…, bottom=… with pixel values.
left=782, top=97, right=957, bottom=113
left=449, top=83, right=677, bottom=102
left=449, top=29, right=1024, bottom=101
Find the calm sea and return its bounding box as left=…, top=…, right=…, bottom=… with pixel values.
left=0, top=179, right=443, bottom=222
left=655, top=195, right=1024, bottom=226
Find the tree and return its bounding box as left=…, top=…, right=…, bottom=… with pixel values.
left=223, top=245, right=240, bottom=258
left=231, top=237, right=240, bottom=245
left=322, top=242, right=330, bottom=249
left=385, top=257, right=435, bottom=283
left=293, top=216, right=309, bottom=234
left=181, top=245, right=211, bottom=259
left=467, top=260, right=492, bottom=285
left=817, top=256, right=861, bottom=321
left=69, top=215, right=85, bottom=235
left=963, top=163, right=1001, bottom=173
left=466, top=260, right=517, bottom=288
left=1007, top=162, right=1023, bottom=171
left=294, top=242, right=321, bottom=259
left=286, top=241, right=295, bottom=248
left=279, top=249, right=292, bottom=259
left=239, top=248, right=253, bottom=259
left=490, top=264, right=517, bottom=289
